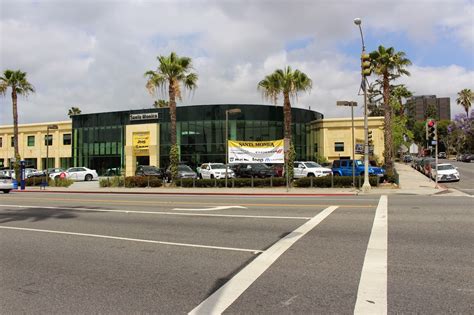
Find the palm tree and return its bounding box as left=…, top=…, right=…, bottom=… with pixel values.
left=456, top=88, right=473, bottom=118
left=369, top=45, right=411, bottom=173
left=144, top=52, right=198, bottom=179
left=258, top=66, right=312, bottom=177
left=153, top=99, right=169, bottom=108
left=0, top=70, right=35, bottom=180
left=68, top=106, right=82, bottom=117
left=391, top=84, right=412, bottom=117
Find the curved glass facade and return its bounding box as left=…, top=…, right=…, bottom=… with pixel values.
left=72, top=104, right=323, bottom=174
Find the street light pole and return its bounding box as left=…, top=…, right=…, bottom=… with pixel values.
left=337, top=101, right=357, bottom=187
left=225, top=108, right=241, bottom=188
left=354, top=17, right=371, bottom=192
left=45, top=124, right=59, bottom=182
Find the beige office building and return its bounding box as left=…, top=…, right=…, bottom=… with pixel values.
left=0, top=121, right=72, bottom=170
left=308, top=116, right=385, bottom=164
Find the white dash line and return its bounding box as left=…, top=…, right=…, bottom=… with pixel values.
left=0, top=226, right=263, bottom=254
left=188, top=205, right=339, bottom=315
left=0, top=204, right=310, bottom=220
left=354, top=195, right=388, bottom=315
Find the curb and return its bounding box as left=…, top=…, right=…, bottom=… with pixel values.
left=12, top=189, right=357, bottom=197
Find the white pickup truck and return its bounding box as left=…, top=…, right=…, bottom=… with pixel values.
left=293, top=161, right=332, bottom=178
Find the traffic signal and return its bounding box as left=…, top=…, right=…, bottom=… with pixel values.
left=361, top=53, right=372, bottom=76
left=368, top=130, right=373, bottom=145
left=427, top=119, right=437, bottom=143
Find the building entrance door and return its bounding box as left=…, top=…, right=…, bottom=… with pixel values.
left=136, top=156, right=150, bottom=166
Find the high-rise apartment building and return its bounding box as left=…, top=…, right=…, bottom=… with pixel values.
left=406, top=95, right=451, bottom=121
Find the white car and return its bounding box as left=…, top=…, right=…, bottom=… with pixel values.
left=50, top=167, right=99, bottom=181
left=0, top=174, right=14, bottom=193
left=430, top=163, right=460, bottom=182
left=293, top=161, right=332, bottom=178
left=199, top=163, right=235, bottom=179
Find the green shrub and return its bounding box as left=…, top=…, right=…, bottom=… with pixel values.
left=51, top=178, right=74, bottom=187
left=294, top=175, right=379, bottom=188
left=175, top=177, right=286, bottom=188
left=100, top=176, right=125, bottom=187
left=25, top=176, right=73, bottom=187
left=124, top=176, right=162, bottom=188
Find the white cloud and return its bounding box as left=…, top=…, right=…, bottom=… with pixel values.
left=0, top=0, right=472, bottom=125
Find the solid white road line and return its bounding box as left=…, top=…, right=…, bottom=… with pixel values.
left=354, top=195, right=388, bottom=315
left=0, top=226, right=263, bottom=254
left=172, top=206, right=247, bottom=211
left=188, top=205, right=339, bottom=315
left=0, top=204, right=311, bottom=220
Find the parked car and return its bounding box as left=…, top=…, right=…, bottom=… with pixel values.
left=50, top=167, right=98, bottom=181
left=165, top=164, right=197, bottom=182
left=461, top=153, right=473, bottom=162
left=199, top=163, right=234, bottom=179
left=456, top=154, right=466, bottom=161
left=430, top=163, right=460, bottom=182
left=293, top=161, right=332, bottom=178
left=105, top=167, right=122, bottom=176
left=331, top=159, right=385, bottom=177
left=232, top=163, right=279, bottom=178
left=403, top=155, right=413, bottom=163
left=438, top=152, right=447, bottom=159
left=135, top=165, right=165, bottom=179
left=0, top=174, right=14, bottom=193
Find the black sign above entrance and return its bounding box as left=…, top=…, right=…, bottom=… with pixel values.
left=130, top=112, right=159, bottom=121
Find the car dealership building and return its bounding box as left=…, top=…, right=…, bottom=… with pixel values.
left=1, top=103, right=385, bottom=176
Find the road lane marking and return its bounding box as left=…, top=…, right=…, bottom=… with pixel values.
left=354, top=195, right=388, bottom=315
left=0, top=225, right=263, bottom=254
left=0, top=204, right=311, bottom=220
left=172, top=206, right=247, bottom=211
left=188, top=205, right=339, bottom=315
left=1, top=196, right=376, bottom=208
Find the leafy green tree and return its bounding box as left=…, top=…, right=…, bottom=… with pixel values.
left=425, top=103, right=438, bottom=120
left=68, top=106, right=82, bottom=117
left=145, top=52, right=198, bottom=180
left=412, top=121, right=427, bottom=147
left=0, top=70, right=35, bottom=180
left=436, top=120, right=451, bottom=154
left=456, top=88, right=473, bottom=118
left=258, top=66, right=312, bottom=172
left=369, top=45, right=411, bottom=172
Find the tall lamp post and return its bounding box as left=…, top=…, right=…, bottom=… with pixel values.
left=337, top=101, right=357, bottom=187
left=45, top=124, right=59, bottom=181
left=225, top=108, right=241, bottom=188
left=354, top=17, right=371, bottom=192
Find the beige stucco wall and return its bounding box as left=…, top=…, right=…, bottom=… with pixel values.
left=124, top=123, right=160, bottom=176
left=0, top=121, right=72, bottom=169
left=309, top=117, right=385, bottom=164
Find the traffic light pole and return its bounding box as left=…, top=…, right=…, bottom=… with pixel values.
left=434, top=124, right=438, bottom=189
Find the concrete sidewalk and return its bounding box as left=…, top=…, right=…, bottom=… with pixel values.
left=14, top=162, right=467, bottom=196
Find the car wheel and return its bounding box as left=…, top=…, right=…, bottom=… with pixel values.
left=55, top=175, right=60, bottom=180
left=334, top=173, right=340, bottom=176
left=85, top=174, right=93, bottom=181
left=210, top=174, right=215, bottom=179
left=199, top=174, right=203, bottom=179
left=2, top=189, right=10, bottom=194
left=307, top=173, right=315, bottom=177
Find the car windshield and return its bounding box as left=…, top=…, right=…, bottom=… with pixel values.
left=178, top=165, right=193, bottom=172
left=355, top=160, right=364, bottom=166
left=143, top=166, right=160, bottom=172
left=254, top=164, right=269, bottom=169
left=211, top=164, right=226, bottom=169
left=304, top=162, right=322, bottom=168
left=438, top=165, right=455, bottom=170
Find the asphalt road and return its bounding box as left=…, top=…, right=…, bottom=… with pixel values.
left=0, top=192, right=472, bottom=314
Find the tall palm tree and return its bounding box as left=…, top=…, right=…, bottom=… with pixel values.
left=68, top=106, right=82, bottom=117
left=144, top=52, right=198, bottom=179
left=0, top=70, right=35, bottom=180
left=369, top=46, right=411, bottom=173
left=258, top=66, right=312, bottom=176
left=456, top=88, right=473, bottom=118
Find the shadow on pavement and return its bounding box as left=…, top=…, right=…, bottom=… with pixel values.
left=0, top=207, right=80, bottom=224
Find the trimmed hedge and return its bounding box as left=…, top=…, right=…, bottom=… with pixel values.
left=124, top=176, right=162, bottom=188
left=175, top=177, right=287, bottom=188
left=25, top=176, right=74, bottom=187
left=100, top=176, right=125, bottom=188
left=294, top=175, right=379, bottom=188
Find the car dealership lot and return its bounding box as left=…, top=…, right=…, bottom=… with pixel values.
left=0, top=192, right=472, bottom=313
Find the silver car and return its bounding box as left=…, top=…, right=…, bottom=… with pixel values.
left=0, top=175, right=14, bottom=194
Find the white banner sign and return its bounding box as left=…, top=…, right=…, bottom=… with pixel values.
left=228, top=140, right=284, bottom=163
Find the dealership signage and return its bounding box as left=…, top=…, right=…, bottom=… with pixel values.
left=228, top=139, right=284, bottom=163
left=130, top=112, right=159, bottom=121
left=133, top=132, right=150, bottom=156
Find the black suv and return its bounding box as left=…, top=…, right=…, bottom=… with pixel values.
left=231, top=163, right=279, bottom=178
left=135, top=165, right=165, bottom=179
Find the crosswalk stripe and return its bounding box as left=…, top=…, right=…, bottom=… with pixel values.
left=354, top=195, right=388, bottom=315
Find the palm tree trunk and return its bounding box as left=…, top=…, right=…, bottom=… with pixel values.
left=11, top=88, right=21, bottom=180
left=383, top=75, right=393, bottom=173
left=169, top=79, right=177, bottom=146
left=283, top=92, right=292, bottom=141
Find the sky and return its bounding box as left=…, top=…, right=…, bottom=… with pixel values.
left=0, top=0, right=473, bottom=125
